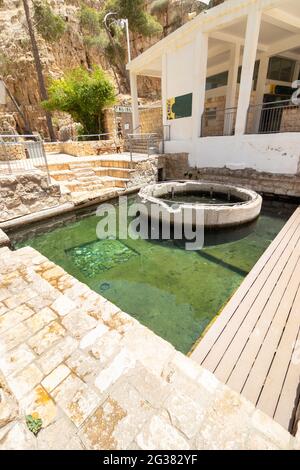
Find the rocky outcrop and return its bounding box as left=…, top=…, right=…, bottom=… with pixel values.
left=0, top=170, right=69, bottom=222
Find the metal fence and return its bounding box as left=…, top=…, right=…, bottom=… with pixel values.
left=75, top=133, right=113, bottom=141
left=0, top=134, right=51, bottom=184
left=201, top=107, right=237, bottom=137
left=246, top=99, right=300, bottom=134
left=124, top=133, right=161, bottom=163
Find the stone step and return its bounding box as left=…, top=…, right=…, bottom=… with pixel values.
left=100, top=176, right=129, bottom=189
left=73, top=170, right=95, bottom=178
left=66, top=182, right=104, bottom=192
left=75, top=175, right=99, bottom=183
left=68, top=162, right=92, bottom=170
left=91, top=159, right=136, bottom=169
left=93, top=166, right=134, bottom=179
left=50, top=170, right=75, bottom=181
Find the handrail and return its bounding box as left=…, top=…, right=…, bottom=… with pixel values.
left=75, top=133, right=113, bottom=141
left=132, top=124, right=142, bottom=133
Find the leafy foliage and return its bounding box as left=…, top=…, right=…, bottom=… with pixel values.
left=103, top=0, right=162, bottom=37
left=79, top=5, right=101, bottom=36
left=43, top=66, right=116, bottom=134
left=26, top=415, right=42, bottom=436
left=33, top=0, right=66, bottom=42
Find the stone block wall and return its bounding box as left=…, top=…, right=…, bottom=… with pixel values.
left=0, top=143, right=26, bottom=161
left=127, top=153, right=189, bottom=189
left=139, top=153, right=300, bottom=199
left=182, top=167, right=300, bottom=198
left=280, top=107, right=300, bottom=133
left=103, top=106, right=163, bottom=137
left=44, top=140, right=122, bottom=157
left=0, top=171, right=68, bottom=222
left=140, top=107, right=163, bottom=136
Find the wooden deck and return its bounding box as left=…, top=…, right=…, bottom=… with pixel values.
left=191, top=207, right=300, bottom=433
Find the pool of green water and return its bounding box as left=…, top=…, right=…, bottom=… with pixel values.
left=11, top=197, right=295, bottom=354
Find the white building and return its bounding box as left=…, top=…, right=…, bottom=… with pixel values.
left=128, top=0, right=300, bottom=175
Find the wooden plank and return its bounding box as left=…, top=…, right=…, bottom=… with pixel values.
left=228, top=246, right=300, bottom=395
left=201, top=212, right=300, bottom=372
left=215, top=232, right=300, bottom=386
left=274, top=324, right=300, bottom=431
left=257, top=284, right=300, bottom=423
left=191, top=207, right=300, bottom=364
left=241, top=248, right=300, bottom=404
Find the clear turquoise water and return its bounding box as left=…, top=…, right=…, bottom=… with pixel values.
left=11, top=197, right=295, bottom=354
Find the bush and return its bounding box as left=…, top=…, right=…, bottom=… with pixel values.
left=79, top=6, right=101, bottom=36
left=43, top=66, right=116, bottom=134
left=103, top=0, right=163, bottom=36
left=33, top=1, right=66, bottom=42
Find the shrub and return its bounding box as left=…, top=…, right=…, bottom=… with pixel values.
left=33, top=0, right=66, bottom=42
left=43, top=66, right=116, bottom=134
left=79, top=5, right=101, bottom=36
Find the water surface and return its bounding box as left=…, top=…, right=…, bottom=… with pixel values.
left=11, top=197, right=295, bottom=353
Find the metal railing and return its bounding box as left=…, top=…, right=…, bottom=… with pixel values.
left=124, top=133, right=160, bottom=164
left=246, top=99, right=300, bottom=134
left=0, top=134, right=51, bottom=184
left=75, top=133, right=112, bottom=141
left=201, top=106, right=237, bottom=137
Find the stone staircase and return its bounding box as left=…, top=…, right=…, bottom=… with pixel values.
left=41, top=157, right=136, bottom=201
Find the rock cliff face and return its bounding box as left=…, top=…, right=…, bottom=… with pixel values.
left=0, top=0, right=111, bottom=135
left=0, top=1, right=221, bottom=137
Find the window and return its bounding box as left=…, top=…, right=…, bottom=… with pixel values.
left=267, top=57, right=295, bottom=82
left=206, top=71, right=228, bottom=90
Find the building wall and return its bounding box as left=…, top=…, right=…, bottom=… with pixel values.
left=165, top=42, right=194, bottom=140
left=103, top=107, right=163, bottom=137
left=165, top=133, right=300, bottom=175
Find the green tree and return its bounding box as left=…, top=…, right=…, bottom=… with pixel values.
left=43, top=66, right=116, bottom=134
left=33, top=0, right=66, bottom=42
left=102, top=0, right=162, bottom=37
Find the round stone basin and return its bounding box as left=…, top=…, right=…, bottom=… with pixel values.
left=138, top=181, right=262, bottom=228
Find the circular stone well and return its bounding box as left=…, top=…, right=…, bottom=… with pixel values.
left=138, top=181, right=262, bottom=229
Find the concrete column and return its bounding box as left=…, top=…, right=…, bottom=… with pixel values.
left=161, top=53, right=168, bottom=139
left=224, top=44, right=240, bottom=135
left=130, top=71, right=140, bottom=132
left=235, top=6, right=262, bottom=135
left=193, top=31, right=209, bottom=140
left=253, top=54, right=269, bottom=133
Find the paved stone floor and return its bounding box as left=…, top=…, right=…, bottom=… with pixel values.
left=0, top=245, right=299, bottom=450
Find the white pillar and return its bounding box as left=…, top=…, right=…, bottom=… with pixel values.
left=235, top=7, right=262, bottom=135
left=224, top=44, right=240, bottom=135
left=253, top=54, right=269, bottom=133
left=193, top=31, right=208, bottom=140
left=161, top=53, right=168, bottom=139
left=130, top=71, right=140, bottom=132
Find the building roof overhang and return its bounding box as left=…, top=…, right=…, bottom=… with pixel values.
left=127, top=0, right=300, bottom=78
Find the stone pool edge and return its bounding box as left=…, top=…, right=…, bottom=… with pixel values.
left=0, top=245, right=299, bottom=450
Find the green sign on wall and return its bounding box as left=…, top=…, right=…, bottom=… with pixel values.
left=167, top=93, right=193, bottom=120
